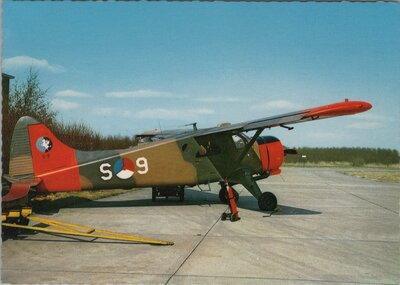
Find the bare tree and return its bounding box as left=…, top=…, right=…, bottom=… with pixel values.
left=2, top=69, right=56, bottom=175
left=8, top=69, right=56, bottom=124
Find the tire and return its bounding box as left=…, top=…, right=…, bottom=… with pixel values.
left=19, top=217, right=29, bottom=226
left=219, top=188, right=227, bottom=203
left=179, top=186, right=185, bottom=202
left=232, top=188, right=239, bottom=203
left=258, top=192, right=277, bottom=211
left=2, top=218, right=19, bottom=240
left=151, top=187, right=157, bottom=202
left=221, top=213, right=228, bottom=220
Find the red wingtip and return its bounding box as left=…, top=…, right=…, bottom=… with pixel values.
left=306, top=100, right=373, bottom=118
left=362, top=101, right=373, bottom=112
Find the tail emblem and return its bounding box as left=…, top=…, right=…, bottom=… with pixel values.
left=36, top=137, right=53, bottom=153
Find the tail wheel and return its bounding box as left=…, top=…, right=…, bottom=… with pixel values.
left=258, top=192, right=277, bottom=211
left=218, top=187, right=239, bottom=204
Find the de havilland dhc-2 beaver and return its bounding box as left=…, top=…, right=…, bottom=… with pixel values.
left=3, top=99, right=372, bottom=217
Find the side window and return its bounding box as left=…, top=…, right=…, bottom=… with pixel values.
left=232, top=135, right=245, bottom=149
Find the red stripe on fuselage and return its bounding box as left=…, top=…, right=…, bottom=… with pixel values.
left=29, top=124, right=81, bottom=192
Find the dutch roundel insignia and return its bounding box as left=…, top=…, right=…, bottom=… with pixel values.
left=36, top=137, right=53, bottom=153
left=114, top=158, right=135, bottom=179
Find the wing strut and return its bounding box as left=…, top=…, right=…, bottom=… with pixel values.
left=236, top=128, right=264, bottom=164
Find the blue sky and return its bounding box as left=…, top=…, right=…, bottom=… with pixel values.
left=2, top=3, right=399, bottom=149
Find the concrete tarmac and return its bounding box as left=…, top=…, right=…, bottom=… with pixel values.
left=2, top=167, right=399, bottom=284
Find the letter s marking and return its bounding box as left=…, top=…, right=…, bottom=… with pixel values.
left=100, top=163, right=112, bottom=181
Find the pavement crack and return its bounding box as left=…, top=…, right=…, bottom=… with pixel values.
left=325, top=181, right=398, bottom=215
left=164, top=210, right=225, bottom=285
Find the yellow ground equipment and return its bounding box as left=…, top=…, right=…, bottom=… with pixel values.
left=2, top=208, right=174, bottom=246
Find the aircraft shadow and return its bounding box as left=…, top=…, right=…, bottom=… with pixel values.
left=62, top=188, right=321, bottom=216
left=69, top=188, right=221, bottom=208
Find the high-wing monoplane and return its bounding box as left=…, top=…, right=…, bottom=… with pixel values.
left=2, top=99, right=372, bottom=212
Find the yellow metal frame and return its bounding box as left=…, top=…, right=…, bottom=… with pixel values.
left=2, top=207, right=32, bottom=222
left=2, top=212, right=173, bottom=246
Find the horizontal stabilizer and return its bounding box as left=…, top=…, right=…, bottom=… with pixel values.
left=3, top=174, right=42, bottom=186
left=2, top=183, right=31, bottom=202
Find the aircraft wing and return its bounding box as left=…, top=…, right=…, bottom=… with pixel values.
left=195, top=99, right=372, bottom=137
left=135, top=129, right=196, bottom=141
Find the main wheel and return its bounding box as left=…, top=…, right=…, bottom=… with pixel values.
left=258, top=192, right=277, bottom=211
left=219, top=188, right=227, bottom=203
left=219, top=187, right=239, bottom=204
left=151, top=187, right=157, bottom=202
left=179, top=186, right=185, bottom=202
left=232, top=188, right=239, bottom=203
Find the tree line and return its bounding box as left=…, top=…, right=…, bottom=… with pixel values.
left=285, top=147, right=399, bottom=166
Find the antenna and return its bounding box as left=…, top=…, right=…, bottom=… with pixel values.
left=183, top=122, right=198, bottom=131
left=158, top=120, right=164, bottom=136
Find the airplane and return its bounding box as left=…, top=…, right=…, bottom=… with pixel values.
left=2, top=99, right=372, bottom=213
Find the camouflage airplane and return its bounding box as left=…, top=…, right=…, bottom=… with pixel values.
left=3, top=99, right=372, bottom=212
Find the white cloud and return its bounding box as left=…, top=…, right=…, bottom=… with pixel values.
left=194, top=96, right=249, bottom=103
left=55, top=89, right=91, bottom=98
left=346, top=122, right=380, bottom=130
left=91, top=106, right=214, bottom=120
left=3, top=56, right=65, bottom=73
left=135, top=108, right=215, bottom=120
left=250, top=100, right=298, bottom=111
left=52, top=99, right=79, bottom=110
left=105, top=89, right=172, bottom=98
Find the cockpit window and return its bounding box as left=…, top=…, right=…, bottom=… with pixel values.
left=232, top=135, right=245, bottom=149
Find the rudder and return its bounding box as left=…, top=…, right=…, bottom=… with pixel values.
left=9, top=116, right=38, bottom=178
left=8, top=116, right=81, bottom=192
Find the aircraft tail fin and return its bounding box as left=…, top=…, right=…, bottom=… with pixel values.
left=9, top=116, right=38, bottom=178
left=8, top=116, right=81, bottom=192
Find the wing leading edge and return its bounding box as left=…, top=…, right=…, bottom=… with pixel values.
left=195, top=99, right=372, bottom=137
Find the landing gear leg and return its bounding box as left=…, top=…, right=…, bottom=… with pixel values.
left=218, top=182, right=239, bottom=204
left=236, top=169, right=278, bottom=211
left=226, top=185, right=240, bottom=221
left=220, top=182, right=240, bottom=222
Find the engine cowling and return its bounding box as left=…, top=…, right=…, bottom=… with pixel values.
left=256, top=136, right=284, bottom=175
